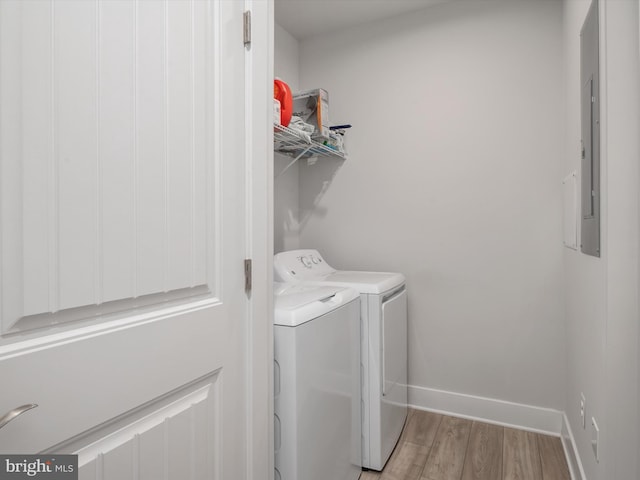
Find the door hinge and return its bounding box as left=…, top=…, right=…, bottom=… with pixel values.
left=243, top=10, right=251, bottom=47
left=244, top=259, right=252, bottom=294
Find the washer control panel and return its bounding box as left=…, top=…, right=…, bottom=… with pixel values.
left=298, top=252, right=322, bottom=268
left=274, top=249, right=336, bottom=281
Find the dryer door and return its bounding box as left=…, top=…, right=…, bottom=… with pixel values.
left=381, top=287, right=408, bottom=399
left=379, top=286, right=408, bottom=469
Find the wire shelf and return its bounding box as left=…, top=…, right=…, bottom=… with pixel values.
left=274, top=123, right=346, bottom=177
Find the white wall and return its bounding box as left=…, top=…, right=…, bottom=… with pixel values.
left=563, top=1, right=640, bottom=479
left=297, top=1, right=566, bottom=411
left=562, top=2, right=607, bottom=477
left=601, top=2, right=640, bottom=476
left=274, top=23, right=300, bottom=253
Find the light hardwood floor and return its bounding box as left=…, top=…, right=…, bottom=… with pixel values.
left=360, top=409, right=570, bottom=480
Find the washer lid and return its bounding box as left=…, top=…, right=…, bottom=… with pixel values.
left=316, top=270, right=405, bottom=295
left=273, top=283, right=359, bottom=327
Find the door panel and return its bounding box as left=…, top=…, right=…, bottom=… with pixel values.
left=66, top=373, right=218, bottom=479
left=1, top=0, right=216, bottom=334
left=56, top=0, right=99, bottom=311
left=0, top=1, right=249, bottom=478
left=0, top=305, right=225, bottom=454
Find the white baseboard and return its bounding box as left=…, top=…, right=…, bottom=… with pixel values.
left=408, top=384, right=564, bottom=436
left=407, top=385, right=588, bottom=479
left=561, top=413, right=587, bottom=480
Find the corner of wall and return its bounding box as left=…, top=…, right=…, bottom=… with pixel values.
left=562, top=413, right=588, bottom=480
left=274, top=22, right=302, bottom=252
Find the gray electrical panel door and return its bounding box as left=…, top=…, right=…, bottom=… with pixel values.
left=580, top=0, right=600, bottom=257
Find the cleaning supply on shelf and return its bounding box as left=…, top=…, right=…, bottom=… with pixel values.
left=293, top=88, right=330, bottom=141
left=323, top=131, right=345, bottom=154
left=274, top=99, right=282, bottom=125
left=274, top=78, right=293, bottom=127
left=289, top=115, right=315, bottom=137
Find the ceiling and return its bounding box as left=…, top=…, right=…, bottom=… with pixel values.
left=274, top=0, right=448, bottom=40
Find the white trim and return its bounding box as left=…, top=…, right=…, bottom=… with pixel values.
left=0, top=296, right=221, bottom=360
left=561, top=413, right=587, bottom=480
left=244, top=0, right=274, bottom=479
left=408, top=384, right=563, bottom=436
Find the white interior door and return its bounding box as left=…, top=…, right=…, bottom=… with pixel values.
left=0, top=1, right=253, bottom=478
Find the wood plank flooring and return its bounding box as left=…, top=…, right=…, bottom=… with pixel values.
left=360, top=409, right=570, bottom=480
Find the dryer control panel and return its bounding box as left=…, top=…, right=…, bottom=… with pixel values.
left=274, top=249, right=336, bottom=281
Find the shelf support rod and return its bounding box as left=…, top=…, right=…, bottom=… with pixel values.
left=275, top=145, right=313, bottom=178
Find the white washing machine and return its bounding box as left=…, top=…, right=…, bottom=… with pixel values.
left=273, top=282, right=362, bottom=480
left=274, top=250, right=408, bottom=471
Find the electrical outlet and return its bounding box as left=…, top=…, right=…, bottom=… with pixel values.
left=580, top=393, right=586, bottom=428
left=591, top=417, right=600, bottom=462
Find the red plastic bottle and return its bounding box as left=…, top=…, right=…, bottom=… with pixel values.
left=274, top=79, right=293, bottom=127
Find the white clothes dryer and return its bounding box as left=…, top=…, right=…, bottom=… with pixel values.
left=273, top=283, right=362, bottom=480
left=274, top=250, right=408, bottom=471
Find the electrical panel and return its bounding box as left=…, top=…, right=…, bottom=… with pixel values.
left=580, top=0, right=600, bottom=257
